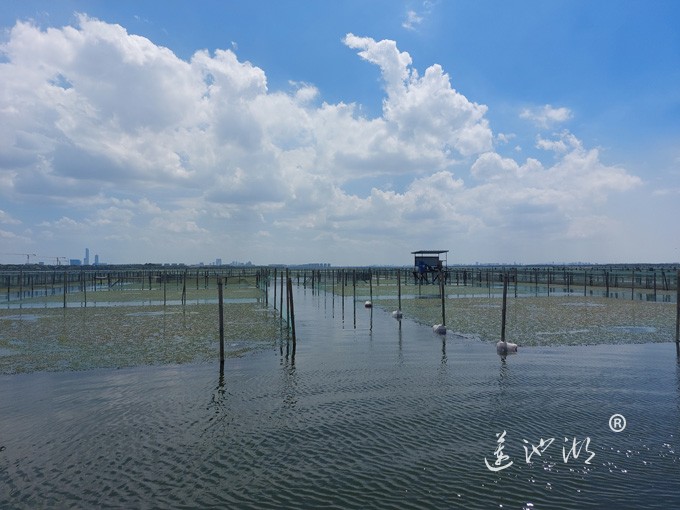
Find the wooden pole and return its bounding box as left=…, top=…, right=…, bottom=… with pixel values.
left=675, top=270, right=679, bottom=345
left=397, top=269, right=402, bottom=311
left=440, top=269, right=446, bottom=327
left=280, top=270, right=284, bottom=321
left=605, top=270, right=610, bottom=298
left=353, top=269, right=356, bottom=329
left=264, top=270, right=269, bottom=306
left=631, top=269, right=635, bottom=300
left=218, top=278, right=225, bottom=364
left=369, top=268, right=373, bottom=331
left=286, top=269, right=290, bottom=328
left=273, top=268, right=277, bottom=310
left=63, top=270, right=67, bottom=308
left=501, top=273, right=509, bottom=342
left=287, top=277, right=296, bottom=347
left=583, top=270, right=587, bottom=297
left=341, top=270, right=345, bottom=322
left=181, top=270, right=187, bottom=306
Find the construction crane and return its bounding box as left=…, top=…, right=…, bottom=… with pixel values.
left=1, top=252, right=37, bottom=264
left=37, top=255, right=69, bottom=266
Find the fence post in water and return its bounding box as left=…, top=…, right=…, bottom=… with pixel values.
left=287, top=277, right=296, bottom=348
left=273, top=268, right=277, bottom=310
left=353, top=269, right=357, bottom=329
left=605, top=270, right=610, bottom=298
left=583, top=270, right=587, bottom=296
left=286, top=269, right=291, bottom=329
left=397, top=269, right=402, bottom=311
left=676, top=270, right=679, bottom=346
left=63, top=270, right=67, bottom=308
left=181, top=270, right=187, bottom=306
left=631, top=269, right=635, bottom=300
left=501, top=273, right=509, bottom=342
left=341, top=270, right=345, bottom=322
left=439, top=269, right=446, bottom=327
left=218, top=278, right=225, bottom=364
left=280, top=270, right=284, bottom=322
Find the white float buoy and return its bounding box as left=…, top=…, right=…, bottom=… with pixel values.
left=433, top=323, right=446, bottom=335
left=364, top=300, right=372, bottom=308
left=496, top=340, right=518, bottom=355
left=392, top=310, right=403, bottom=319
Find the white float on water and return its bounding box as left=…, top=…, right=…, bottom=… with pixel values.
left=392, top=310, right=403, bottom=319
left=496, top=340, right=518, bottom=355
left=364, top=301, right=372, bottom=308
left=433, top=324, right=446, bottom=335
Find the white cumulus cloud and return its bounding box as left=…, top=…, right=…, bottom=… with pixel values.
left=0, top=17, right=644, bottom=264
left=520, top=104, right=573, bottom=128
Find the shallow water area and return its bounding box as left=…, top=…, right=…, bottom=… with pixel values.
left=1, top=286, right=679, bottom=509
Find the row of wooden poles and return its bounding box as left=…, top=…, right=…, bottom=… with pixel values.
left=4, top=265, right=679, bottom=303
left=218, top=269, right=297, bottom=365
left=277, top=267, right=680, bottom=349
left=2, top=265, right=679, bottom=354
left=2, top=267, right=268, bottom=306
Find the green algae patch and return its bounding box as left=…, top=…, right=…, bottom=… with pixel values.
left=376, top=294, right=676, bottom=346
left=0, top=303, right=283, bottom=374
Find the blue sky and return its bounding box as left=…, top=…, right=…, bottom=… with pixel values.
left=1, top=1, right=679, bottom=265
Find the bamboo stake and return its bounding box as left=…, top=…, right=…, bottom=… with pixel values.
left=501, top=273, right=509, bottom=342
left=218, top=278, right=224, bottom=364
left=353, top=269, right=356, bottom=329
left=273, top=268, right=277, bottom=310
left=440, top=270, right=446, bottom=327
left=675, top=270, right=679, bottom=346
left=287, top=277, right=296, bottom=348
left=397, top=269, right=402, bottom=311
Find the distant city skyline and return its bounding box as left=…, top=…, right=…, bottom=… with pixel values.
left=0, top=2, right=679, bottom=265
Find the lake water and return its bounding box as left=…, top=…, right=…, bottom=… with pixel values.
left=1, top=286, right=679, bottom=508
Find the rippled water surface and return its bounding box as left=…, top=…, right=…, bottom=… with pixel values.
left=1, top=287, right=679, bottom=509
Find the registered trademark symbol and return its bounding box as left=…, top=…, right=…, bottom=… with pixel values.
left=609, top=414, right=627, bottom=433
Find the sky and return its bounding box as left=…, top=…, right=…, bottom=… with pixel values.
left=1, top=0, right=679, bottom=266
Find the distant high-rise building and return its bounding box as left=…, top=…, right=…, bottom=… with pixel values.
left=216, top=258, right=222, bottom=266
left=94, top=254, right=99, bottom=265
left=84, top=248, right=90, bottom=265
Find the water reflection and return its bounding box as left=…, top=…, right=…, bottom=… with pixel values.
left=203, top=363, right=232, bottom=439
left=396, top=322, right=403, bottom=366
left=280, top=355, right=298, bottom=409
